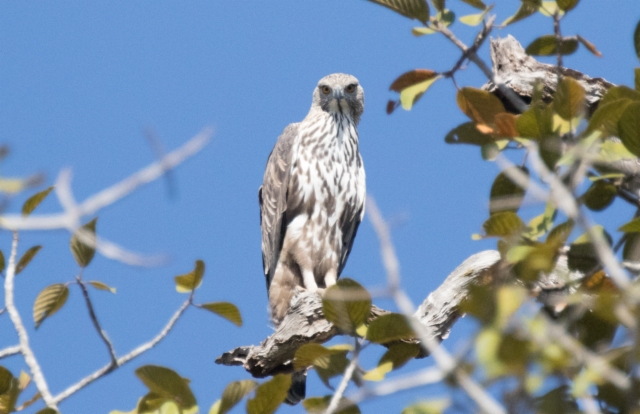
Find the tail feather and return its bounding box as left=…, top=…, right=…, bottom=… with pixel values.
left=285, top=370, right=307, bottom=405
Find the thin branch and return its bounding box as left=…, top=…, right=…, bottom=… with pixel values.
left=0, top=128, right=212, bottom=232
left=366, top=196, right=507, bottom=414
left=435, top=15, right=528, bottom=113
left=0, top=345, right=20, bottom=359
left=4, top=232, right=56, bottom=408
left=526, top=144, right=631, bottom=289
left=325, top=339, right=361, bottom=414
left=553, top=12, right=564, bottom=79
left=442, top=14, right=493, bottom=79
left=76, top=276, right=117, bottom=364
left=51, top=297, right=191, bottom=405
left=350, top=367, right=444, bottom=404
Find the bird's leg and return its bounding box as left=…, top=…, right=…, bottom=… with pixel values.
left=324, top=269, right=337, bottom=287
left=302, top=269, right=319, bottom=292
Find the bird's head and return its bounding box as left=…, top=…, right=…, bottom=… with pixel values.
left=311, top=73, right=364, bottom=124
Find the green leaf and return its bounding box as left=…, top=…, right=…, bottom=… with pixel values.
left=135, top=365, right=197, bottom=409
left=35, top=409, right=59, bottom=414
left=459, top=0, right=486, bottom=10
left=201, top=302, right=242, bottom=327
left=214, top=380, right=257, bottom=414
left=21, top=186, right=53, bottom=217
left=70, top=218, right=98, bottom=267
left=174, top=260, right=205, bottom=293
left=33, top=283, right=69, bottom=329
left=0, top=250, right=5, bottom=274
left=399, top=75, right=441, bottom=110
left=88, top=280, right=116, bottom=294
left=618, top=102, right=640, bottom=157
left=635, top=68, right=640, bottom=91
left=538, top=1, right=561, bottom=16
left=489, top=167, right=529, bottom=215
left=366, top=313, right=415, bottom=344
left=294, top=343, right=335, bottom=370
left=402, top=399, right=450, bottom=414
left=444, top=122, right=493, bottom=146
left=556, top=0, right=579, bottom=11
left=0, top=366, right=13, bottom=395
left=586, top=98, right=633, bottom=137
left=635, top=20, right=640, bottom=60
left=303, top=396, right=360, bottom=414
left=619, top=217, right=640, bottom=233
left=599, top=86, right=640, bottom=108
left=364, top=343, right=420, bottom=381
left=0, top=375, right=19, bottom=414
left=502, top=0, right=542, bottom=26
left=623, top=233, right=640, bottom=262
left=546, top=220, right=574, bottom=246
left=15, top=245, right=42, bottom=275
left=523, top=202, right=556, bottom=240
left=525, top=35, right=579, bottom=56
left=567, top=226, right=612, bottom=273
left=582, top=180, right=617, bottom=211
left=456, top=87, right=506, bottom=126
left=322, top=278, right=371, bottom=333
left=246, top=374, right=291, bottom=414
left=535, top=385, right=579, bottom=413
left=411, top=27, right=436, bottom=36
left=554, top=77, right=585, bottom=120
left=435, top=9, right=454, bottom=26
left=517, top=105, right=554, bottom=139
left=482, top=211, right=525, bottom=238
left=430, top=0, right=444, bottom=12
left=367, top=0, right=429, bottom=23
left=459, top=5, right=492, bottom=26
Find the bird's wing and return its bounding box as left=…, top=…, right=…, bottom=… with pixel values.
left=338, top=158, right=365, bottom=276
left=259, top=123, right=299, bottom=290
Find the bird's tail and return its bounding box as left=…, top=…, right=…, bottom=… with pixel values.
left=284, top=370, right=307, bottom=405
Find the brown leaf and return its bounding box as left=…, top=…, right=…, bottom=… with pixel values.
left=389, top=69, right=438, bottom=92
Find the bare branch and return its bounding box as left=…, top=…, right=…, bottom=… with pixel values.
left=4, top=232, right=56, bottom=409
left=0, top=128, right=212, bottom=232
left=325, top=340, right=360, bottom=414
left=77, top=276, right=117, bottom=364
left=367, top=196, right=507, bottom=414
left=0, top=345, right=20, bottom=359
left=350, top=367, right=444, bottom=404
left=51, top=297, right=191, bottom=405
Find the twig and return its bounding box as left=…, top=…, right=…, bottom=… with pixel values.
left=526, top=144, right=630, bottom=289
left=51, top=297, right=191, bottom=405
left=366, top=196, right=507, bottom=414
left=76, top=275, right=117, bottom=364
left=325, top=339, right=361, bottom=414
left=435, top=15, right=528, bottom=113
left=553, top=12, right=564, bottom=80
left=350, top=367, right=444, bottom=404
left=442, top=14, right=493, bottom=79
left=4, top=232, right=56, bottom=408
left=0, top=345, right=20, bottom=359
left=0, top=128, right=212, bottom=232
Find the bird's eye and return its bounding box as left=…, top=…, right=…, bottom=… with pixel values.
left=345, top=84, right=357, bottom=93
left=321, top=85, right=331, bottom=95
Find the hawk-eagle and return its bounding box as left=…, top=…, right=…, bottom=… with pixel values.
left=259, top=73, right=366, bottom=328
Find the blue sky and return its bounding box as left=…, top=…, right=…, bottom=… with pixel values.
left=1, top=1, right=639, bottom=413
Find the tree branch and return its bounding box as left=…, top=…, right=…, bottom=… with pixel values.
left=0, top=128, right=212, bottom=233
left=0, top=345, right=20, bottom=359
left=51, top=297, right=191, bottom=405
left=4, top=232, right=56, bottom=409
left=76, top=276, right=117, bottom=364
